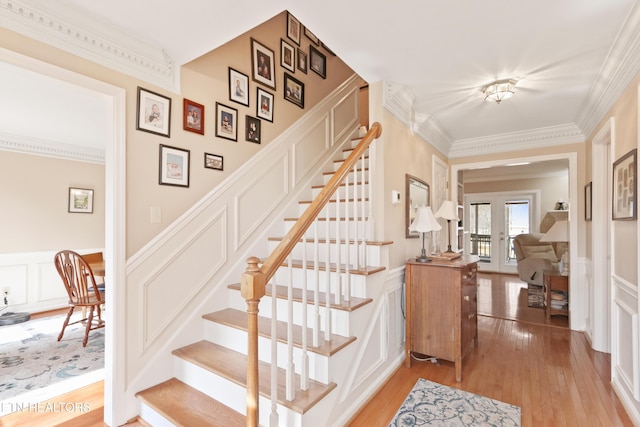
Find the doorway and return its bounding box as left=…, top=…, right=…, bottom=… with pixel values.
left=465, top=192, right=536, bottom=274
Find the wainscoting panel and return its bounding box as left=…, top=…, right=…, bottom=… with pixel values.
left=235, top=153, right=289, bottom=249
left=36, top=261, right=66, bottom=302
left=0, top=263, right=28, bottom=306
left=612, top=275, right=640, bottom=402
left=332, top=89, right=359, bottom=144
left=292, top=116, right=329, bottom=187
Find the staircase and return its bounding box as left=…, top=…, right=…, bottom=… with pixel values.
left=135, top=124, right=389, bottom=426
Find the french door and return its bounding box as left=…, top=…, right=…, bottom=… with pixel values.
left=464, top=192, right=535, bottom=273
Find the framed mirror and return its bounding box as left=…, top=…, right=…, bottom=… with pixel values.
left=406, top=174, right=430, bottom=238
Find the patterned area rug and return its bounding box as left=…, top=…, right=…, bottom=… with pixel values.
left=0, top=314, right=104, bottom=401
left=389, top=378, right=521, bottom=427
left=527, top=285, right=545, bottom=309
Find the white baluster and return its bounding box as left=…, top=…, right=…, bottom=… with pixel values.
left=360, top=153, right=367, bottom=269
left=301, top=234, right=309, bottom=391
left=324, top=209, right=331, bottom=342
left=335, top=182, right=342, bottom=305
left=270, top=277, right=278, bottom=426
left=313, top=219, right=320, bottom=348
left=345, top=162, right=351, bottom=302
left=286, top=256, right=295, bottom=401
left=353, top=163, right=360, bottom=270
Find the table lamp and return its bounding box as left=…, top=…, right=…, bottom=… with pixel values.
left=540, top=220, right=569, bottom=274
left=409, top=206, right=441, bottom=262
left=435, top=200, right=459, bottom=254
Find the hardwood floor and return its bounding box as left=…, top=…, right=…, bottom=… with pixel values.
left=1, top=273, right=633, bottom=426
left=348, top=273, right=633, bottom=426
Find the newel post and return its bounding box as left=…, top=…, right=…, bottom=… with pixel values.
left=241, top=256, right=266, bottom=427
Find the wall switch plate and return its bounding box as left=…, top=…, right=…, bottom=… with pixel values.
left=150, top=206, right=162, bottom=224
left=391, top=190, right=401, bottom=204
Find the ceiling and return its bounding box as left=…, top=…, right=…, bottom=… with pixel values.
left=1, top=0, right=638, bottom=171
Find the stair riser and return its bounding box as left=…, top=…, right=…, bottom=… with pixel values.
left=268, top=240, right=384, bottom=269
left=298, top=200, right=370, bottom=218
left=323, top=170, right=370, bottom=185
left=139, top=404, right=176, bottom=427
left=272, top=268, right=368, bottom=298
left=332, top=158, right=369, bottom=172
left=284, top=220, right=370, bottom=241
left=228, top=291, right=352, bottom=336
left=203, top=322, right=332, bottom=384
left=173, top=357, right=303, bottom=426
left=311, top=184, right=369, bottom=199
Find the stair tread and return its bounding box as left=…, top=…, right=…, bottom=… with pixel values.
left=228, top=283, right=373, bottom=311
left=172, top=340, right=337, bottom=414
left=334, top=155, right=368, bottom=163
left=203, top=308, right=356, bottom=356
left=299, top=197, right=369, bottom=204
left=266, top=236, right=393, bottom=246
left=284, top=216, right=368, bottom=221
left=311, top=181, right=368, bottom=189
left=136, top=378, right=245, bottom=427
left=268, top=258, right=385, bottom=276
left=323, top=167, right=368, bottom=176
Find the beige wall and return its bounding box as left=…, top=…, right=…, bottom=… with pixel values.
left=0, top=151, right=105, bottom=253
left=380, top=110, right=448, bottom=269
left=0, top=11, right=356, bottom=257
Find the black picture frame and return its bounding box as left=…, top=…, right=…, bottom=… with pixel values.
left=229, top=67, right=249, bottom=107
left=286, top=12, right=301, bottom=45
left=250, top=37, right=276, bottom=90
left=256, top=87, right=274, bottom=122
left=585, top=182, right=592, bottom=221
left=159, top=144, right=190, bottom=187
left=309, top=45, right=326, bottom=79
left=245, top=115, right=261, bottom=144
left=204, top=153, right=223, bottom=171
left=215, top=102, right=238, bottom=142
left=284, top=73, right=304, bottom=109
left=281, top=39, right=295, bottom=73
left=612, top=148, right=637, bottom=220
left=136, top=87, right=171, bottom=137
left=304, top=27, right=319, bottom=45
left=297, top=48, right=307, bottom=74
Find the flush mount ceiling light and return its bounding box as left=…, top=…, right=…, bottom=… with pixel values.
left=482, top=79, right=517, bottom=104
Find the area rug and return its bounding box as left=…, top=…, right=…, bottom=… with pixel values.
left=0, top=314, right=104, bottom=401
left=388, top=378, right=521, bottom=427
left=527, top=285, right=544, bottom=309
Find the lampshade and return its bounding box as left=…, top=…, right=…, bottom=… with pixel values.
left=482, top=79, right=517, bottom=104
left=434, top=200, right=459, bottom=221
left=409, top=206, right=441, bottom=233
left=540, top=220, right=568, bottom=242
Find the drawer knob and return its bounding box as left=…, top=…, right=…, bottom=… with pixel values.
left=463, top=295, right=470, bottom=301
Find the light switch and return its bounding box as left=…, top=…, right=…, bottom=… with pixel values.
left=150, top=206, right=162, bottom=224
left=391, top=190, right=401, bottom=204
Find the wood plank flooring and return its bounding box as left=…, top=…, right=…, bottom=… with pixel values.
left=1, top=273, right=633, bottom=426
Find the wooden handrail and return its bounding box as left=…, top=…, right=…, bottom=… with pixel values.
left=240, top=122, right=382, bottom=426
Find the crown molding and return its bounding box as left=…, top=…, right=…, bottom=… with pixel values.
left=448, top=124, right=585, bottom=159
left=0, top=0, right=178, bottom=92
left=464, top=170, right=567, bottom=184
left=383, top=81, right=453, bottom=156
left=577, top=0, right=640, bottom=138
left=0, top=131, right=105, bottom=164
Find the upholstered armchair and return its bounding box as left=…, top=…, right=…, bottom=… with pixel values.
left=513, top=233, right=559, bottom=286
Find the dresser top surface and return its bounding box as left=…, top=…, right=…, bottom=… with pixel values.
left=406, top=255, right=480, bottom=268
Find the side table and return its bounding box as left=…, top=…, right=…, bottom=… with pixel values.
left=543, top=269, right=569, bottom=319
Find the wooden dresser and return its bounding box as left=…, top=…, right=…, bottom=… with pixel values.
left=404, top=255, right=479, bottom=382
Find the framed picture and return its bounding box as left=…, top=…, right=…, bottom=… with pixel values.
left=68, top=187, right=94, bottom=213
left=281, top=39, right=295, bottom=73
left=287, top=12, right=301, bottom=45
left=159, top=144, right=190, bottom=187
left=297, top=48, right=307, bottom=74
left=229, top=68, right=249, bottom=106
left=183, top=98, right=204, bottom=135
left=245, top=115, right=261, bottom=144
left=585, top=182, right=592, bottom=221
left=284, top=73, right=304, bottom=109
left=251, top=38, right=276, bottom=89
left=309, top=45, right=326, bottom=79
left=204, top=153, right=223, bottom=171
left=256, top=88, right=274, bottom=122
left=304, top=27, right=319, bottom=45
left=612, top=148, right=637, bottom=220
left=136, top=87, right=171, bottom=137
left=215, top=102, right=238, bottom=142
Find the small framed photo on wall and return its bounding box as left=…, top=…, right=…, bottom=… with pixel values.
left=281, top=39, right=296, bottom=73
left=136, top=87, right=171, bottom=137
left=204, top=153, right=223, bottom=171
left=215, top=102, right=238, bottom=142
left=309, top=45, right=326, bottom=79
left=229, top=68, right=249, bottom=106
left=256, top=88, right=274, bottom=122
left=287, top=12, right=301, bottom=45
left=245, top=115, right=261, bottom=144
left=159, top=144, right=190, bottom=187
left=183, top=98, right=204, bottom=135
left=251, top=38, right=276, bottom=89
left=284, top=73, right=304, bottom=109
left=68, top=187, right=94, bottom=213
left=612, top=148, right=637, bottom=220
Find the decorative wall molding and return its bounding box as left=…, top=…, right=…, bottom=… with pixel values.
left=577, top=0, right=640, bottom=138
left=0, top=131, right=105, bottom=164
left=448, top=124, right=585, bottom=158
left=0, top=0, right=177, bottom=92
